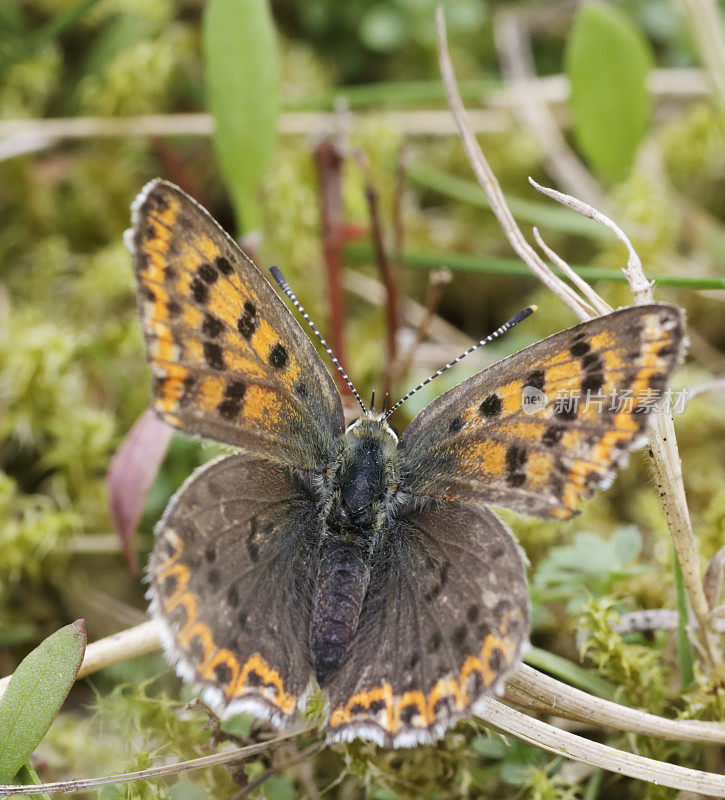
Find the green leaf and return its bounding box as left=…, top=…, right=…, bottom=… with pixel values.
left=672, top=548, right=696, bottom=688
left=203, top=0, right=280, bottom=234
left=0, top=619, right=86, bottom=782
left=523, top=646, right=617, bottom=700
left=565, top=1, right=654, bottom=182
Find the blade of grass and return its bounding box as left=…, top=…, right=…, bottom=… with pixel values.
left=524, top=646, right=617, bottom=700
left=345, top=242, right=725, bottom=290
left=284, top=77, right=499, bottom=111
left=406, top=162, right=608, bottom=239
left=673, top=547, right=696, bottom=687
left=0, top=0, right=104, bottom=73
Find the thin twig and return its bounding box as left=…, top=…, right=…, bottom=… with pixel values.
left=0, top=732, right=305, bottom=795
left=343, top=270, right=470, bottom=348
left=357, top=151, right=402, bottom=399
left=392, top=268, right=453, bottom=384
left=231, top=742, right=325, bottom=800
left=314, top=136, right=350, bottom=399
left=532, top=227, right=611, bottom=316
left=504, top=664, right=725, bottom=744
left=676, top=0, right=725, bottom=109
left=475, top=698, right=725, bottom=796
left=435, top=6, right=592, bottom=322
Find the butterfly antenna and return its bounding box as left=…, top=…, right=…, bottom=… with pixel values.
left=270, top=267, right=366, bottom=413
left=384, top=305, right=537, bottom=419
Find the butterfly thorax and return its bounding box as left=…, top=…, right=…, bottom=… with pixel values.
left=309, top=413, right=400, bottom=685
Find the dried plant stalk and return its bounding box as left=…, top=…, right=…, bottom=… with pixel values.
left=436, top=4, right=722, bottom=670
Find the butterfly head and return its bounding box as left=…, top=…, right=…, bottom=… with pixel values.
left=344, top=410, right=398, bottom=445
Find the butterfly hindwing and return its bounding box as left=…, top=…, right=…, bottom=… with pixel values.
left=148, top=453, right=316, bottom=727
left=127, top=179, right=344, bottom=469
left=400, top=304, right=685, bottom=519
left=325, top=502, right=529, bottom=747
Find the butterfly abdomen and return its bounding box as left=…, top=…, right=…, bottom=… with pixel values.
left=309, top=541, right=371, bottom=685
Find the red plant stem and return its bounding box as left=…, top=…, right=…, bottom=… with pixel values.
left=360, top=164, right=401, bottom=400
left=314, top=137, right=350, bottom=396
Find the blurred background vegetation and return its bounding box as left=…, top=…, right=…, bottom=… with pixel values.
left=1, top=0, right=725, bottom=797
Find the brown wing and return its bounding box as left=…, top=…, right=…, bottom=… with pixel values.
left=126, top=179, right=344, bottom=469
left=325, top=503, right=529, bottom=747
left=400, top=305, right=685, bottom=519
left=148, top=453, right=316, bottom=728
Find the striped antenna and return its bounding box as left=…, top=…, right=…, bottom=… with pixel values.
left=384, top=305, right=537, bottom=419
left=270, top=267, right=366, bottom=413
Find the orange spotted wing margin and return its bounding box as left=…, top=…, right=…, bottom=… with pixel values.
left=147, top=452, right=317, bottom=728
left=400, top=304, right=686, bottom=520
left=325, top=503, right=529, bottom=748
left=125, top=179, right=344, bottom=470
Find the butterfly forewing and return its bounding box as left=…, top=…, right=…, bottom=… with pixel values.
left=325, top=503, right=529, bottom=747
left=127, top=179, right=344, bottom=469
left=148, top=453, right=316, bottom=727
left=400, top=304, right=685, bottom=519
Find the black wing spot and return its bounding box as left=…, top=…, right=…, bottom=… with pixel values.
left=505, top=443, right=528, bottom=487
left=227, top=585, right=240, bottom=608
left=202, top=313, right=224, bottom=339
left=399, top=704, right=418, bottom=725
left=180, top=374, right=196, bottom=405
left=427, top=631, right=442, bottom=653
left=190, top=277, right=209, bottom=305
left=479, top=394, right=502, bottom=417
left=207, top=568, right=220, bottom=588
left=213, top=663, right=233, bottom=686
left=237, top=301, right=258, bottom=339
left=295, top=381, right=308, bottom=398
left=204, top=543, right=216, bottom=563
left=269, top=342, right=289, bottom=370
left=555, top=404, right=577, bottom=421
left=582, top=372, right=605, bottom=395
left=448, top=416, right=463, bottom=434
left=466, top=604, right=480, bottom=623
left=203, top=342, right=225, bottom=370
left=218, top=380, right=247, bottom=420
left=488, top=647, right=506, bottom=673
left=167, top=300, right=182, bottom=318
left=197, top=263, right=219, bottom=285
left=451, top=624, right=467, bottom=649
left=162, top=574, right=177, bottom=596
left=369, top=699, right=386, bottom=715
left=215, top=256, right=234, bottom=275
left=570, top=340, right=590, bottom=357
left=524, top=370, right=545, bottom=391
left=541, top=425, right=565, bottom=446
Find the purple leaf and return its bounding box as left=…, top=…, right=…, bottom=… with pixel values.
left=108, top=410, right=172, bottom=577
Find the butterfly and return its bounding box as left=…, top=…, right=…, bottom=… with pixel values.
left=126, top=178, right=685, bottom=748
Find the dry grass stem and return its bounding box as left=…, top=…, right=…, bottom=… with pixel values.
left=436, top=7, right=592, bottom=322
left=505, top=664, right=725, bottom=744
left=676, top=0, right=725, bottom=108
left=475, top=698, right=725, bottom=796
left=494, top=9, right=605, bottom=208
left=438, top=3, right=723, bottom=670
left=0, top=731, right=305, bottom=796
left=531, top=227, right=611, bottom=316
